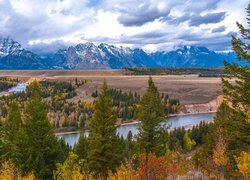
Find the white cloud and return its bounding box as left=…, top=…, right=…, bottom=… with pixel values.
left=0, top=0, right=248, bottom=53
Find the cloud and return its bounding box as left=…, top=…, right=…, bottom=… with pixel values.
left=0, top=0, right=96, bottom=45
left=212, top=26, right=226, bottom=33
left=117, top=3, right=171, bottom=26
left=26, top=39, right=74, bottom=55
left=189, top=12, right=226, bottom=26
left=166, top=14, right=191, bottom=25
left=184, top=0, right=220, bottom=12
left=174, top=31, right=238, bottom=51
left=0, top=0, right=248, bottom=53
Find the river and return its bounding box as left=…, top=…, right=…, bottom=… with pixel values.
left=8, top=83, right=27, bottom=93
left=57, top=112, right=215, bottom=147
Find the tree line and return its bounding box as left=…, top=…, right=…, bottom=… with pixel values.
left=92, top=88, right=179, bottom=121
left=124, top=67, right=225, bottom=76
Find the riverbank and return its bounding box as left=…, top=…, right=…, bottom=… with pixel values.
left=168, top=110, right=217, bottom=117
left=55, top=130, right=86, bottom=135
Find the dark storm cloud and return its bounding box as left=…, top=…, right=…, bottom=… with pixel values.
left=163, top=0, right=223, bottom=26
left=85, top=30, right=169, bottom=45
left=189, top=12, right=226, bottom=26
left=118, top=31, right=169, bottom=44
left=132, top=31, right=167, bottom=39
left=184, top=0, right=220, bottom=12
left=166, top=12, right=226, bottom=26
left=212, top=26, right=226, bottom=33
left=117, top=4, right=170, bottom=26
left=116, top=0, right=223, bottom=27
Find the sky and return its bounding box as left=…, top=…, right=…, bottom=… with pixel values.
left=0, top=0, right=248, bottom=54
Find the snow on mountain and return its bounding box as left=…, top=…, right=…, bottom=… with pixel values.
left=0, top=37, right=244, bottom=69
left=52, top=42, right=156, bottom=69
left=0, top=37, right=23, bottom=57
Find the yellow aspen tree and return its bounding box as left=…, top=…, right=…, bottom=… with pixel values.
left=213, top=129, right=229, bottom=167
left=54, top=152, right=84, bottom=180
left=235, top=151, right=250, bottom=178
left=0, top=161, right=35, bottom=180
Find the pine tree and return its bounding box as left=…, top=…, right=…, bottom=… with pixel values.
left=0, top=102, right=25, bottom=166
left=219, top=3, right=250, bottom=174
left=121, top=131, right=135, bottom=159
left=222, top=3, right=250, bottom=120
left=4, top=102, right=22, bottom=142
left=87, top=81, right=121, bottom=179
left=137, top=77, right=165, bottom=158
left=74, top=134, right=88, bottom=160
left=23, top=81, right=66, bottom=179
left=199, top=3, right=250, bottom=176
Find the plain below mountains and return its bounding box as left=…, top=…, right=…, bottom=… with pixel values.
left=0, top=37, right=243, bottom=70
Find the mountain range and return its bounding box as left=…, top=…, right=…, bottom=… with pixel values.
left=0, top=37, right=241, bottom=70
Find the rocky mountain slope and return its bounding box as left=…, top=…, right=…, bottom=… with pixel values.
left=52, top=42, right=156, bottom=69
left=0, top=37, right=242, bottom=70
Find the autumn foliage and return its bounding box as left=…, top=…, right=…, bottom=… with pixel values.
left=135, top=152, right=193, bottom=179
left=235, top=151, right=250, bottom=178
left=0, top=161, right=34, bottom=180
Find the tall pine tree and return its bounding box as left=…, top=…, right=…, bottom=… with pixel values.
left=220, top=3, right=250, bottom=174
left=222, top=3, right=250, bottom=115
left=0, top=102, right=24, bottom=166
left=199, top=3, right=250, bottom=177
left=4, top=102, right=22, bottom=142
left=87, top=81, right=121, bottom=179
left=23, top=81, right=66, bottom=179
left=137, top=77, right=165, bottom=158
left=74, top=134, right=88, bottom=160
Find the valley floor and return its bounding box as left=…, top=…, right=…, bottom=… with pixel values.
left=0, top=69, right=223, bottom=105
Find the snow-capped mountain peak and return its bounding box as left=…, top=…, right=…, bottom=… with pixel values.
left=0, top=37, right=23, bottom=57
left=0, top=37, right=49, bottom=69
left=0, top=37, right=242, bottom=70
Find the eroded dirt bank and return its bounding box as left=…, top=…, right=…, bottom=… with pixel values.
left=180, top=95, right=223, bottom=114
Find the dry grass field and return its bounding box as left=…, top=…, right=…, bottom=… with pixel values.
left=0, top=70, right=222, bottom=105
